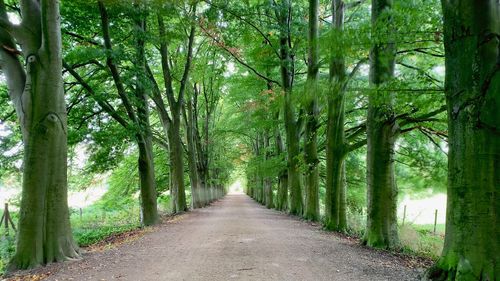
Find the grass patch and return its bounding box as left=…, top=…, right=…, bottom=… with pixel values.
left=413, top=223, right=445, bottom=235
left=73, top=224, right=140, bottom=247
left=399, top=224, right=443, bottom=260
left=0, top=234, right=15, bottom=276
left=328, top=211, right=444, bottom=261
left=0, top=204, right=143, bottom=276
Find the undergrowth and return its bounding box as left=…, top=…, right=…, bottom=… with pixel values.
left=325, top=211, right=444, bottom=261
left=0, top=204, right=144, bottom=276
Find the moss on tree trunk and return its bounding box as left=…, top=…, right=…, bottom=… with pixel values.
left=136, top=134, right=159, bottom=226
left=426, top=1, right=499, bottom=280
left=325, top=65, right=348, bottom=231
left=303, top=0, right=320, bottom=222
left=364, top=0, right=399, bottom=249
left=364, top=103, right=399, bottom=248
left=325, top=0, right=348, bottom=231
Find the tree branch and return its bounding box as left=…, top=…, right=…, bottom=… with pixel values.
left=347, top=87, right=444, bottom=93
left=199, top=22, right=281, bottom=86
left=152, top=133, right=169, bottom=150
left=157, top=12, right=176, bottom=108
left=177, top=8, right=196, bottom=108
left=348, top=138, right=366, bottom=152
left=0, top=1, right=26, bottom=129
left=204, top=0, right=281, bottom=58
left=76, top=109, right=104, bottom=130
left=398, top=105, right=447, bottom=127
left=145, top=62, right=172, bottom=126
left=98, top=0, right=139, bottom=125
left=345, top=122, right=366, bottom=141
left=397, top=61, right=443, bottom=85
left=346, top=57, right=368, bottom=83
left=64, top=30, right=101, bottom=46
left=63, top=60, right=130, bottom=129
left=397, top=47, right=444, bottom=58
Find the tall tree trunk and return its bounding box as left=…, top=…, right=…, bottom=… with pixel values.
left=276, top=0, right=303, bottom=216
left=338, top=165, right=347, bottom=230
left=284, top=69, right=302, bottom=215
left=198, top=164, right=209, bottom=204
left=99, top=0, right=160, bottom=223
left=136, top=134, right=159, bottom=225
left=303, top=0, right=320, bottom=221
left=191, top=85, right=208, bottom=206
left=0, top=0, right=80, bottom=269
left=169, top=113, right=188, bottom=213
left=325, top=0, right=348, bottom=231
left=275, top=118, right=288, bottom=211
left=277, top=173, right=288, bottom=210
left=156, top=7, right=196, bottom=212
left=263, top=130, right=274, bottom=209
left=134, top=14, right=159, bottom=225
left=185, top=97, right=202, bottom=208
left=427, top=1, right=499, bottom=280
left=254, top=134, right=263, bottom=204
left=364, top=0, right=399, bottom=249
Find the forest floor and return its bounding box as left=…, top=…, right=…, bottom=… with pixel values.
left=6, top=193, right=425, bottom=281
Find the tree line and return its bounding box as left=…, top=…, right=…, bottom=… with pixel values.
left=0, top=0, right=233, bottom=271
left=232, top=0, right=497, bottom=280
left=0, top=0, right=497, bottom=280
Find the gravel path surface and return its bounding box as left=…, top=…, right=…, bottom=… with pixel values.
left=43, top=193, right=420, bottom=281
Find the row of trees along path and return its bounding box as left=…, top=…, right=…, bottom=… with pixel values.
left=0, top=0, right=497, bottom=280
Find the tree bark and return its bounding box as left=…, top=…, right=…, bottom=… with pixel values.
left=363, top=0, right=399, bottom=249
left=98, top=1, right=159, bottom=224
left=276, top=0, right=303, bottom=216
left=275, top=115, right=288, bottom=211
left=263, top=130, right=274, bottom=209
left=325, top=0, right=348, bottom=231
left=303, top=0, right=320, bottom=221
left=0, top=0, right=80, bottom=269
left=168, top=114, right=187, bottom=213
left=136, top=134, right=159, bottom=225
left=426, top=1, right=499, bottom=280
left=338, top=164, right=347, bottom=230
left=185, top=95, right=203, bottom=209
left=134, top=13, right=159, bottom=225
left=156, top=11, right=196, bottom=213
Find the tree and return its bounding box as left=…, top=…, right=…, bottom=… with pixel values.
left=148, top=4, right=197, bottom=213
left=0, top=0, right=80, bottom=269
left=183, top=83, right=203, bottom=208
left=131, top=3, right=160, bottom=224
left=303, top=0, right=320, bottom=221
left=64, top=1, right=159, bottom=225
left=275, top=0, right=303, bottom=216
left=325, top=0, right=348, bottom=231
left=364, top=0, right=399, bottom=249
left=427, top=1, right=500, bottom=280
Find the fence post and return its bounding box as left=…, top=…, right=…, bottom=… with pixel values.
left=0, top=203, right=9, bottom=231
left=79, top=208, right=83, bottom=220
left=3, top=203, right=7, bottom=231
left=1, top=203, right=16, bottom=235
left=433, top=209, right=438, bottom=235
left=402, top=205, right=407, bottom=226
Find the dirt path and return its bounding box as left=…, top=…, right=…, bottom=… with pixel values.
left=43, top=193, right=420, bottom=280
